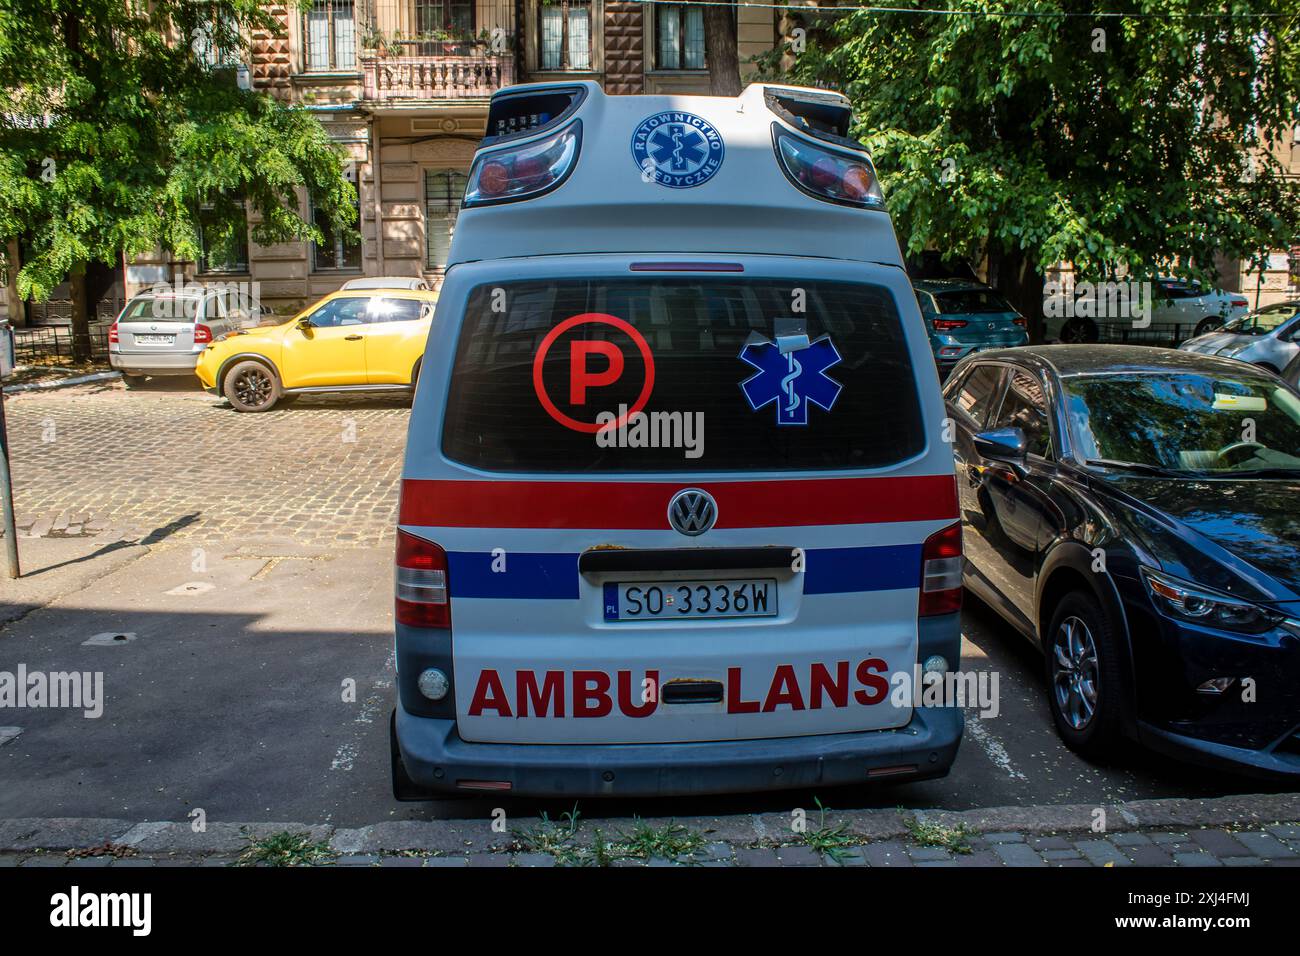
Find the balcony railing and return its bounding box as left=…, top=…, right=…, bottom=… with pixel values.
left=356, top=0, right=516, bottom=101
left=362, top=52, right=514, bottom=100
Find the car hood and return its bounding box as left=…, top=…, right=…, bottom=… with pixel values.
left=1102, top=474, right=1300, bottom=603
left=1180, top=332, right=1258, bottom=356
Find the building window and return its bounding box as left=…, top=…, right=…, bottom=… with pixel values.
left=655, top=3, right=705, bottom=70
left=305, top=0, right=356, bottom=71
left=416, top=0, right=475, bottom=40
left=540, top=0, right=592, bottom=71
left=425, top=169, right=468, bottom=272
left=198, top=206, right=250, bottom=274
left=311, top=183, right=362, bottom=272
left=192, top=7, right=239, bottom=68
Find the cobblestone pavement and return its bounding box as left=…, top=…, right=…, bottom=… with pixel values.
left=2, top=381, right=408, bottom=548
left=3, top=823, right=1299, bottom=867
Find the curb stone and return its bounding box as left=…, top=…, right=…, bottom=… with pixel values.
left=3, top=791, right=1300, bottom=859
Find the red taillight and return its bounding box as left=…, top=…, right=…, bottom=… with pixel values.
left=193, top=324, right=213, bottom=344
left=931, top=318, right=968, bottom=331
left=478, top=160, right=510, bottom=197
left=1230, top=298, right=1248, bottom=308
left=919, top=521, right=963, bottom=617
left=396, top=529, right=450, bottom=628
left=108, top=321, right=119, bottom=344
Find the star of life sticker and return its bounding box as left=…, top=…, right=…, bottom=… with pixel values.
left=739, top=330, right=843, bottom=426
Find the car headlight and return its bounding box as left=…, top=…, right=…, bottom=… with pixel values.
left=1141, top=567, right=1284, bottom=634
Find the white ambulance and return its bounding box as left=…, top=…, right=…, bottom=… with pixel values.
left=391, top=81, right=964, bottom=798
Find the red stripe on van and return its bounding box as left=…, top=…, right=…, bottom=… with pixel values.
left=398, top=476, right=957, bottom=529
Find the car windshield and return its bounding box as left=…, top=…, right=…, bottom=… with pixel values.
left=933, top=289, right=1015, bottom=315
left=1063, top=370, right=1300, bottom=474
left=1221, top=304, right=1300, bottom=336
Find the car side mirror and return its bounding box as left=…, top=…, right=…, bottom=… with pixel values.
left=296, top=317, right=312, bottom=331
left=973, top=427, right=1028, bottom=470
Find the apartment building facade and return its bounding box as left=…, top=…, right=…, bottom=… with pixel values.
left=104, top=0, right=775, bottom=316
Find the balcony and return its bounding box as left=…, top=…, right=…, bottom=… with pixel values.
left=362, top=52, right=513, bottom=101
left=357, top=0, right=516, bottom=103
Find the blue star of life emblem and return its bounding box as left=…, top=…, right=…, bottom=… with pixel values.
left=739, top=334, right=844, bottom=426
left=631, top=111, right=725, bottom=188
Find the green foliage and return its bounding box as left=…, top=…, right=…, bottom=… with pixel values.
left=778, top=1, right=1300, bottom=287
left=0, top=0, right=357, bottom=300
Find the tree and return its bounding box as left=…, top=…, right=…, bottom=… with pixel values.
left=0, top=0, right=357, bottom=358
left=777, top=1, right=1300, bottom=340
left=703, top=3, right=742, bottom=96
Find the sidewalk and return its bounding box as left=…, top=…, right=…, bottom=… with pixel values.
left=3, top=793, right=1299, bottom=867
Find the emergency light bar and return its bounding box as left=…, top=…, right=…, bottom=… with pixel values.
left=463, top=121, right=582, bottom=208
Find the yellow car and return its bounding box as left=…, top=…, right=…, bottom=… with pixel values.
left=195, top=289, right=437, bottom=412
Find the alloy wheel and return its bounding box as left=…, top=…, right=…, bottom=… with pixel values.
left=233, top=368, right=273, bottom=407
left=1052, top=615, right=1099, bottom=731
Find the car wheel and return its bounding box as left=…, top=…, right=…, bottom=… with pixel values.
left=1193, top=317, right=1224, bottom=337
left=1045, top=591, right=1125, bottom=758
left=222, top=360, right=280, bottom=412
left=1059, top=318, right=1099, bottom=344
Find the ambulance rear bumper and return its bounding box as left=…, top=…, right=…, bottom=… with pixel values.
left=393, top=703, right=963, bottom=798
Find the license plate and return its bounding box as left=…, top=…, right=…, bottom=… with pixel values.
left=134, top=334, right=174, bottom=345
left=603, top=579, right=777, bottom=622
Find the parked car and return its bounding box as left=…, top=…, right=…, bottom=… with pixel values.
left=1178, top=300, right=1300, bottom=374
left=340, top=276, right=431, bottom=291
left=913, top=279, right=1028, bottom=376
left=194, top=288, right=437, bottom=411
left=109, top=286, right=255, bottom=385
left=1044, top=277, right=1249, bottom=343
left=945, top=344, right=1300, bottom=778
left=390, top=81, right=964, bottom=799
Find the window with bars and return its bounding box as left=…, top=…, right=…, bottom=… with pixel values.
left=416, top=0, right=475, bottom=39
left=655, top=3, right=705, bottom=70
left=425, top=169, right=468, bottom=272
left=304, top=0, right=357, bottom=71
left=192, top=7, right=240, bottom=68
left=540, top=0, right=592, bottom=71
left=311, top=183, right=362, bottom=272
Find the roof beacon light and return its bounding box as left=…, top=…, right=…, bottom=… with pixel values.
left=464, top=121, right=581, bottom=208
left=772, top=124, right=884, bottom=209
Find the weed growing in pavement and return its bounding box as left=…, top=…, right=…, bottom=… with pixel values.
left=800, top=797, right=860, bottom=865
left=902, top=810, right=974, bottom=855
left=510, top=806, right=705, bottom=866
left=237, top=830, right=336, bottom=867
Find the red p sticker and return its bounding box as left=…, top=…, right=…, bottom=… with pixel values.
left=569, top=340, right=625, bottom=405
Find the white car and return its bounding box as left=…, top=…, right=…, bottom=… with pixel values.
left=340, top=276, right=431, bottom=291
left=1044, top=277, right=1249, bottom=343
left=389, top=81, right=965, bottom=799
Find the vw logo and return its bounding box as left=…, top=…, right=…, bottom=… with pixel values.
left=986, top=322, right=995, bottom=330
left=667, top=488, right=717, bottom=536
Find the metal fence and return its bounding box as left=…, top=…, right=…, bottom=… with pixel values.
left=1095, top=321, right=1209, bottom=348
left=12, top=325, right=113, bottom=366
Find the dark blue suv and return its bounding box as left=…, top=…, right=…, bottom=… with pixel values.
left=945, top=345, right=1300, bottom=778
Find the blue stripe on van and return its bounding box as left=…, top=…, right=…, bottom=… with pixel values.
left=447, top=544, right=922, bottom=600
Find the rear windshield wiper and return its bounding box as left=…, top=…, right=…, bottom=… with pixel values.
left=1084, top=458, right=1177, bottom=476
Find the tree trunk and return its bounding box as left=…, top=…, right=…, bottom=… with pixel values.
left=68, top=262, right=91, bottom=363
left=989, top=244, right=1047, bottom=344
left=3, top=240, right=24, bottom=328
left=703, top=4, right=742, bottom=96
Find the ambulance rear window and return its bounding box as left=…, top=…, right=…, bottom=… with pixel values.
left=442, top=278, right=923, bottom=472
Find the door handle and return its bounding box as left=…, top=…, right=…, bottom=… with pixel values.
left=344, top=334, right=363, bottom=341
